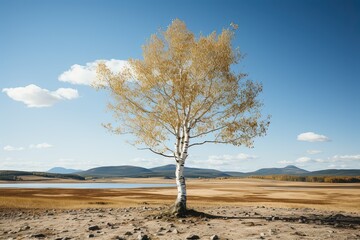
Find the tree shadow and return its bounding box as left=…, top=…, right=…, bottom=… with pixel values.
left=158, top=208, right=360, bottom=229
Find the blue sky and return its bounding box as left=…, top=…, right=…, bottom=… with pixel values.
left=1, top=0, right=359, bottom=172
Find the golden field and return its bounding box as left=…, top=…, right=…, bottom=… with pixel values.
left=1, top=178, right=359, bottom=212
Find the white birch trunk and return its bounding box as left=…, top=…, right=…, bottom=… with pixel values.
left=174, top=159, right=186, bottom=215
left=173, top=124, right=189, bottom=216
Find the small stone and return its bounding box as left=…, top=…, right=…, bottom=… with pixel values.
left=242, top=221, right=255, bottom=226
left=138, top=234, right=150, bottom=240
left=172, top=228, right=179, bottom=234
left=292, top=231, right=307, bottom=236
left=31, top=233, right=46, bottom=238
left=88, top=233, right=95, bottom=238
left=115, top=237, right=126, bottom=240
left=298, top=216, right=307, bottom=223
left=186, top=235, right=200, bottom=240
left=269, top=229, right=278, bottom=235
left=124, top=231, right=133, bottom=236
left=88, top=225, right=101, bottom=231
left=20, top=225, right=31, bottom=231
left=157, top=227, right=166, bottom=232
left=210, top=235, right=219, bottom=240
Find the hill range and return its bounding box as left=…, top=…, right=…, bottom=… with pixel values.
left=51, top=164, right=360, bottom=178
left=1, top=165, right=359, bottom=180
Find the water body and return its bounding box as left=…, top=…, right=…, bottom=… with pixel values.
left=0, top=183, right=174, bottom=189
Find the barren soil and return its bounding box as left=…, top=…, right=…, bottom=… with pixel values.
left=0, top=178, right=359, bottom=239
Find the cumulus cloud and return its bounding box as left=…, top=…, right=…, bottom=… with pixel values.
left=29, top=143, right=53, bottom=149
left=59, top=59, right=129, bottom=85
left=186, top=153, right=258, bottom=170
left=307, top=150, right=322, bottom=155
left=296, top=157, right=325, bottom=163
left=208, top=153, right=257, bottom=162
left=277, top=160, right=293, bottom=164
left=278, top=154, right=360, bottom=168
left=2, top=84, right=79, bottom=107
left=331, top=155, right=360, bottom=161
left=3, top=145, right=24, bottom=151
left=297, top=132, right=330, bottom=142
left=296, top=157, right=313, bottom=163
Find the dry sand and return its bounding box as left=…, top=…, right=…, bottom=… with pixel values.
left=0, top=178, right=359, bottom=239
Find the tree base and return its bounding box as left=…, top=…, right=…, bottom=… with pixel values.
left=171, top=201, right=187, bottom=217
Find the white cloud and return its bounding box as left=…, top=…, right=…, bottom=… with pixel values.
left=278, top=160, right=293, bottom=164
left=3, top=145, right=24, bottom=151
left=297, top=132, right=330, bottom=142
left=332, top=155, right=360, bottom=161
left=186, top=153, right=258, bottom=171
left=29, top=143, right=53, bottom=149
left=293, top=154, right=360, bottom=165
left=208, top=153, right=257, bottom=162
left=307, top=150, right=322, bottom=155
left=295, top=157, right=325, bottom=163
left=2, top=84, right=79, bottom=107
left=296, top=157, right=313, bottom=163
left=59, top=59, right=129, bottom=85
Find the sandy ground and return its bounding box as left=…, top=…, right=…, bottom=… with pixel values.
left=0, top=178, right=359, bottom=239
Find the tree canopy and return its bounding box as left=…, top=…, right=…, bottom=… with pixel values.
left=96, top=19, right=269, bottom=158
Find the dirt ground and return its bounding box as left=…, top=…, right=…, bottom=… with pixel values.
left=0, top=178, right=359, bottom=239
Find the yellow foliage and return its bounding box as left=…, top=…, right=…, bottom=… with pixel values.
left=95, top=19, right=269, bottom=158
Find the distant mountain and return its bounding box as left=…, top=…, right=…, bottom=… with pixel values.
left=223, top=171, right=247, bottom=177
left=225, top=165, right=308, bottom=177
left=3, top=165, right=359, bottom=180
left=47, top=167, right=82, bottom=174
left=0, top=170, right=85, bottom=181
left=245, top=165, right=309, bottom=176
left=77, top=164, right=229, bottom=178
left=79, top=166, right=153, bottom=178
left=150, top=164, right=229, bottom=178
left=302, top=169, right=360, bottom=176
left=76, top=164, right=359, bottom=178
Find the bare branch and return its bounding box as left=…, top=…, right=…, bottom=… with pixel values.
left=138, top=147, right=174, bottom=158
left=188, top=140, right=229, bottom=148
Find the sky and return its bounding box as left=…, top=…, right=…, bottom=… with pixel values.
left=1, top=0, right=359, bottom=172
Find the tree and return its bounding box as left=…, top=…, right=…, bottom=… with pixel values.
left=95, top=19, right=270, bottom=216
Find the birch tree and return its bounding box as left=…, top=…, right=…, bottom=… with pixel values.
left=96, top=19, right=269, bottom=216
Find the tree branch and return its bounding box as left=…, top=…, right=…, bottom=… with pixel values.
left=138, top=147, right=174, bottom=158
left=188, top=140, right=229, bottom=148
left=189, top=125, right=226, bottom=139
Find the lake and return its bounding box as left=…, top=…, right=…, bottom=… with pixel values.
left=0, top=183, right=174, bottom=189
